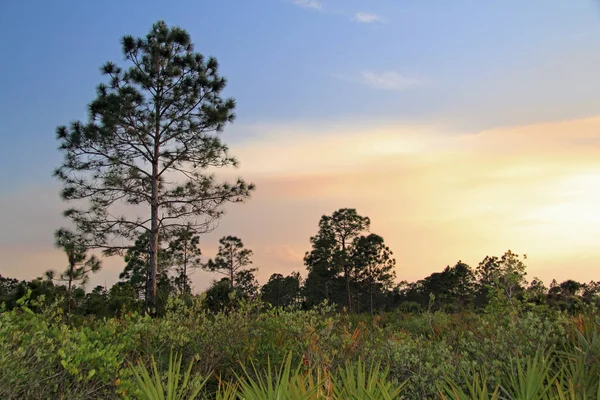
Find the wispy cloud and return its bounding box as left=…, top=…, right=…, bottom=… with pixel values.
left=361, top=71, right=421, bottom=90
left=353, top=12, right=382, bottom=24
left=291, top=0, right=322, bottom=11
left=288, top=2, right=385, bottom=24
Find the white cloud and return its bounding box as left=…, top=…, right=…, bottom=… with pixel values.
left=353, top=12, right=382, bottom=24
left=291, top=0, right=322, bottom=11
left=361, top=71, right=420, bottom=90
left=288, top=2, right=383, bottom=23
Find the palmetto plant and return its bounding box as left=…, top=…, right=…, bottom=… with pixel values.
left=439, top=347, right=600, bottom=400
left=128, top=350, right=209, bottom=400
left=232, top=353, right=406, bottom=400
left=332, top=358, right=406, bottom=400
left=500, top=350, right=558, bottom=400
left=438, top=372, right=500, bottom=400
left=551, top=379, right=600, bottom=400
left=234, top=352, right=323, bottom=399
left=556, top=315, right=600, bottom=399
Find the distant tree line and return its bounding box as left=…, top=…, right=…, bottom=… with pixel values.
left=2, top=207, right=598, bottom=318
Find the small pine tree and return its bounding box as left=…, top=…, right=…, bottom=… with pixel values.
left=205, top=236, right=253, bottom=288
left=48, top=229, right=101, bottom=314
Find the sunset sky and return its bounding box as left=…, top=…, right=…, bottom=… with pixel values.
left=2, top=0, right=600, bottom=291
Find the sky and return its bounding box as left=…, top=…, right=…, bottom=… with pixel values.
left=2, top=0, right=600, bottom=292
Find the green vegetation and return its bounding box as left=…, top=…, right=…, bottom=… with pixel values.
left=1, top=291, right=600, bottom=399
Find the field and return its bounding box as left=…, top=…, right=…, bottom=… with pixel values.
left=1, top=292, right=599, bottom=399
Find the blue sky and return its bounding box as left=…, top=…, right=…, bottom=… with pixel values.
left=2, top=0, right=600, bottom=188
left=2, top=1, right=600, bottom=288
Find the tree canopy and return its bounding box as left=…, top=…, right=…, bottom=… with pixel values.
left=54, top=21, right=254, bottom=310
left=205, top=236, right=254, bottom=289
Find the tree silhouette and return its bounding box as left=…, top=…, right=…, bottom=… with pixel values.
left=54, top=21, right=254, bottom=311
left=304, top=225, right=343, bottom=307
left=261, top=273, right=302, bottom=308
left=304, top=209, right=370, bottom=310
left=119, top=231, right=171, bottom=300
left=205, top=236, right=253, bottom=288
left=167, top=225, right=202, bottom=294
left=48, top=229, right=101, bottom=314
left=233, top=268, right=259, bottom=299
left=351, top=234, right=396, bottom=315
left=474, top=251, right=527, bottom=307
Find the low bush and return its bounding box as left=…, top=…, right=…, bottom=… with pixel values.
left=0, top=292, right=597, bottom=399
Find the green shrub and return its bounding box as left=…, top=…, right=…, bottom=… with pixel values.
left=2, top=292, right=600, bottom=399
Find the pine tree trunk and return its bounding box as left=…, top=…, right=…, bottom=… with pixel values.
left=183, top=263, right=187, bottom=295
left=67, top=273, right=73, bottom=315
left=369, top=275, right=373, bottom=317
left=342, top=238, right=352, bottom=311
left=345, top=272, right=352, bottom=311
left=147, top=158, right=159, bottom=313
left=147, top=216, right=158, bottom=312
left=354, top=284, right=358, bottom=313
left=181, top=241, right=188, bottom=294
left=230, top=249, right=235, bottom=288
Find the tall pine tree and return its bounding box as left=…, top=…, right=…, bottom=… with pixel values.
left=54, top=21, right=254, bottom=311
left=351, top=233, right=396, bottom=315
left=304, top=208, right=370, bottom=310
